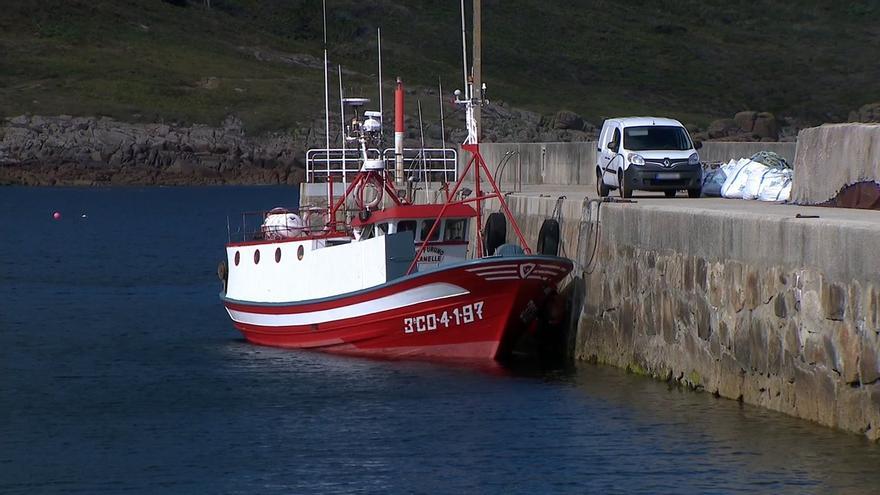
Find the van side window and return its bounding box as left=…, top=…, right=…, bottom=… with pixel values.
left=609, top=128, right=621, bottom=152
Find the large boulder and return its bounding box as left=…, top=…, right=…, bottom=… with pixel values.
left=734, top=111, right=758, bottom=132
left=553, top=110, right=584, bottom=130
left=752, top=112, right=780, bottom=140
left=707, top=118, right=739, bottom=139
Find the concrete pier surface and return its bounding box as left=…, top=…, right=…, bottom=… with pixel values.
left=490, top=185, right=880, bottom=440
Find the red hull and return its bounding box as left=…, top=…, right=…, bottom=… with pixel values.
left=222, top=256, right=573, bottom=360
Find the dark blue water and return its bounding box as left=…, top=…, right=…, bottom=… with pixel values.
left=2, top=186, right=880, bottom=494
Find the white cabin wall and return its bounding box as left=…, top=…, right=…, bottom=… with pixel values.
left=225, top=236, right=389, bottom=303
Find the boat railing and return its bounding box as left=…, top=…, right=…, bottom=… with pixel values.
left=226, top=207, right=349, bottom=244
left=306, top=147, right=457, bottom=183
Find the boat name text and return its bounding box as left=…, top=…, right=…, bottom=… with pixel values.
left=404, top=301, right=484, bottom=334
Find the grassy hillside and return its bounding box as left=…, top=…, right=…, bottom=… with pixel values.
left=1, top=0, right=878, bottom=133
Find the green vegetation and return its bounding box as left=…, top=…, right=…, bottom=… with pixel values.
left=1, top=0, right=878, bottom=132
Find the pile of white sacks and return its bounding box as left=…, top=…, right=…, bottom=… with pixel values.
left=702, top=152, right=793, bottom=202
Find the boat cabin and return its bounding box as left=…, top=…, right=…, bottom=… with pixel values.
left=351, top=203, right=477, bottom=270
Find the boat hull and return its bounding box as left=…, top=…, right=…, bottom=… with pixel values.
left=221, top=256, right=573, bottom=360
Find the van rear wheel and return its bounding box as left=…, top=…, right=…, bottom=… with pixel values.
left=687, top=188, right=702, bottom=198
left=664, top=190, right=677, bottom=198
left=596, top=168, right=610, bottom=197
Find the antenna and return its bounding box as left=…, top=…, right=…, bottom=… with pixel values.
left=377, top=27, right=383, bottom=140
left=472, top=0, right=481, bottom=138
left=459, top=0, right=468, bottom=99
left=338, top=64, right=346, bottom=190
left=417, top=99, right=427, bottom=203
left=438, top=77, right=446, bottom=152
left=322, top=0, right=330, bottom=180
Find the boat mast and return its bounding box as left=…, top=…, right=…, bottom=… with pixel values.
left=377, top=27, right=383, bottom=141
left=458, top=0, right=482, bottom=255
left=407, top=0, right=533, bottom=274
left=322, top=0, right=331, bottom=180
left=338, top=65, right=346, bottom=189
left=417, top=99, right=427, bottom=203
left=472, top=0, right=481, bottom=140
left=459, top=0, right=469, bottom=104
left=438, top=77, right=446, bottom=153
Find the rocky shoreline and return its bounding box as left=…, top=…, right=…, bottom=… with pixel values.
left=0, top=115, right=304, bottom=186
left=0, top=107, right=600, bottom=186
left=4, top=102, right=877, bottom=186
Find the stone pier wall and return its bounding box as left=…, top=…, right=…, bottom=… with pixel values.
left=499, top=194, right=880, bottom=440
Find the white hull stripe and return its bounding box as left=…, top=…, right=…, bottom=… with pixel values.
left=472, top=263, right=566, bottom=281
left=227, top=283, right=469, bottom=327
left=476, top=269, right=518, bottom=276
left=535, top=268, right=563, bottom=275
left=466, top=264, right=519, bottom=272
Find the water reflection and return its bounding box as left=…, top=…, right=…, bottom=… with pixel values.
left=511, top=362, right=880, bottom=494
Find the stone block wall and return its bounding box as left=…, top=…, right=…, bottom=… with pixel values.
left=499, top=194, right=880, bottom=440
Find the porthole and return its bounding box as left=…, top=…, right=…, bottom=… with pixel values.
left=275, top=247, right=282, bottom=263
left=297, top=245, right=304, bottom=260
left=254, top=249, right=261, bottom=264
left=234, top=251, right=240, bottom=266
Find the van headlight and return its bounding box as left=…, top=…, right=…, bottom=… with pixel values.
left=688, top=152, right=700, bottom=165
left=628, top=153, right=645, bottom=166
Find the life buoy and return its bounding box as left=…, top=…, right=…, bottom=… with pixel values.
left=537, top=218, right=560, bottom=256
left=355, top=174, right=384, bottom=210
left=302, top=209, right=331, bottom=232
left=483, top=212, right=507, bottom=256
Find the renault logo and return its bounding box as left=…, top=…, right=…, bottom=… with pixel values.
left=663, top=158, right=671, bottom=167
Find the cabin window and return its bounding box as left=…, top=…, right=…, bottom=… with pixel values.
left=420, top=219, right=441, bottom=241
left=444, top=218, right=467, bottom=241
left=398, top=220, right=417, bottom=236
left=376, top=223, right=388, bottom=236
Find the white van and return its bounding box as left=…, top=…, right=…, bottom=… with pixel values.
left=595, top=117, right=703, bottom=198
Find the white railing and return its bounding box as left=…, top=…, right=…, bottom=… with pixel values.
left=306, top=147, right=458, bottom=183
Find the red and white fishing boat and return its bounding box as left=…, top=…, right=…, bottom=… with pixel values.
left=219, top=35, right=573, bottom=360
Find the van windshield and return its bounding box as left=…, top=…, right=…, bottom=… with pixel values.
left=624, top=126, right=692, bottom=151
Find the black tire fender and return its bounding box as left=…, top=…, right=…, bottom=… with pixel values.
left=483, top=212, right=507, bottom=256
left=537, top=218, right=560, bottom=256
left=217, top=260, right=228, bottom=293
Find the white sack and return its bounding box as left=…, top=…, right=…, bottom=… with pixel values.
left=721, top=160, right=768, bottom=199
left=756, top=169, right=793, bottom=202
left=742, top=166, right=772, bottom=200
